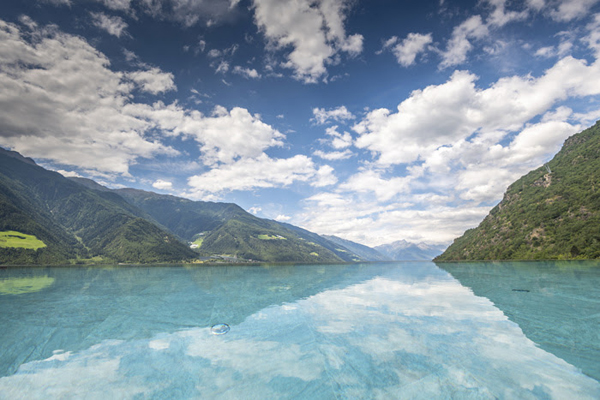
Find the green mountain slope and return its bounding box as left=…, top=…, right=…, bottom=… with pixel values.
left=113, top=188, right=362, bottom=263
left=436, top=122, right=600, bottom=261
left=0, top=149, right=196, bottom=264
left=322, top=235, right=388, bottom=261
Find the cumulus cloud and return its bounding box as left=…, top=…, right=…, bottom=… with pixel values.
left=300, top=191, right=492, bottom=246
left=152, top=179, right=173, bottom=190
left=549, top=0, right=600, bottom=22
left=248, top=206, right=262, bottom=214
left=232, top=66, right=261, bottom=79
left=0, top=18, right=289, bottom=181
left=354, top=57, right=600, bottom=167
left=339, top=170, right=412, bottom=202
left=0, top=19, right=180, bottom=175
left=312, top=105, right=355, bottom=125
left=138, top=0, right=238, bottom=27
left=484, top=0, right=529, bottom=27
left=252, top=0, right=363, bottom=83
left=186, top=154, right=330, bottom=198
left=301, top=53, right=600, bottom=246
left=583, top=13, right=600, bottom=56
left=385, top=32, right=433, bottom=67
left=440, top=15, right=489, bottom=68
left=323, top=125, right=351, bottom=149
left=57, top=169, right=83, bottom=178
left=98, top=0, right=133, bottom=11
left=313, top=149, right=353, bottom=160
left=123, top=103, right=286, bottom=166
left=127, top=67, right=176, bottom=94
left=313, top=164, right=338, bottom=187
left=90, top=12, right=129, bottom=38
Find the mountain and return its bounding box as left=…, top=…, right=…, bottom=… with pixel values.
left=375, top=240, right=446, bottom=261
left=322, top=235, right=388, bottom=261
left=436, top=122, right=600, bottom=261
left=0, top=147, right=381, bottom=265
left=0, top=149, right=196, bottom=264
left=111, top=188, right=364, bottom=263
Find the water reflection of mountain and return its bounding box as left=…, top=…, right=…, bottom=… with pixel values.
left=0, top=263, right=384, bottom=377
left=437, top=261, right=600, bottom=381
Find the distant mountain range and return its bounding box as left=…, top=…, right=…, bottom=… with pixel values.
left=437, top=122, right=600, bottom=261
left=0, top=147, right=445, bottom=265
left=374, top=240, right=446, bottom=261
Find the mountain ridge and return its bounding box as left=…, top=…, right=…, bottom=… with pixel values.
left=0, top=151, right=197, bottom=264
left=0, top=147, right=433, bottom=265
left=375, top=240, right=446, bottom=261
left=436, top=122, right=600, bottom=261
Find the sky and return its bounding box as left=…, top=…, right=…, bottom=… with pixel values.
left=1, top=0, right=600, bottom=247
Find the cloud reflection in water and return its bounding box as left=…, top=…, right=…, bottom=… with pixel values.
left=0, top=263, right=598, bottom=399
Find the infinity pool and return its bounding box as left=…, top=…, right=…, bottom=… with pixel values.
left=0, top=262, right=598, bottom=399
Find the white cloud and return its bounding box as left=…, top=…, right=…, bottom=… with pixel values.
left=185, top=106, right=284, bottom=165
left=122, top=102, right=286, bottom=166
left=215, top=60, right=229, bottom=74
left=98, top=0, right=132, bottom=11
left=526, top=0, right=546, bottom=11
left=388, top=32, right=433, bottom=67
left=300, top=191, right=492, bottom=246
left=312, top=164, right=338, bottom=187
left=0, top=19, right=179, bottom=176
left=40, top=0, right=71, bottom=5
left=232, top=66, right=261, bottom=79
left=207, top=49, right=221, bottom=58
left=549, top=0, right=600, bottom=21
left=313, top=149, right=353, bottom=160
left=127, top=67, right=176, bottom=94
left=57, top=169, right=83, bottom=178
left=303, top=53, right=600, bottom=246
left=354, top=56, right=600, bottom=167
left=535, top=45, right=557, bottom=57
left=339, top=170, right=412, bottom=202
left=484, top=0, right=529, bottom=27
left=139, top=0, right=236, bottom=27
left=252, top=0, right=363, bottom=83
left=248, top=206, right=262, bottom=214
left=152, top=179, right=173, bottom=190
left=440, top=15, right=489, bottom=68
left=583, top=13, right=600, bottom=57
left=274, top=214, right=291, bottom=221
left=323, top=125, right=352, bottom=149
left=0, top=18, right=289, bottom=181
left=90, top=12, right=129, bottom=38
left=186, top=154, right=324, bottom=197
left=312, top=105, right=355, bottom=125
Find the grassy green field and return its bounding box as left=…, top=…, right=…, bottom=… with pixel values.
left=258, top=234, right=287, bottom=240
left=0, top=231, right=46, bottom=250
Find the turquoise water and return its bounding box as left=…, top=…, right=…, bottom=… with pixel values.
left=0, top=262, right=598, bottom=399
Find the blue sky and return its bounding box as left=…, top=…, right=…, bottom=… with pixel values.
left=1, top=0, right=600, bottom=247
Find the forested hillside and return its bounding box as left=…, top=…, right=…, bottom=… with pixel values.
left=0, top=149, right=196, bottom=264
left=437, top=122, right=600, bottom=261
left=114, top=189, right=362, bottom=263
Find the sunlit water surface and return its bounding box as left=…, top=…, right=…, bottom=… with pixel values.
left=0, top=261, right=599, bottom=399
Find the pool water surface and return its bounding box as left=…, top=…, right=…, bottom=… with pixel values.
left=0, top=261, right=598, bottom=399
